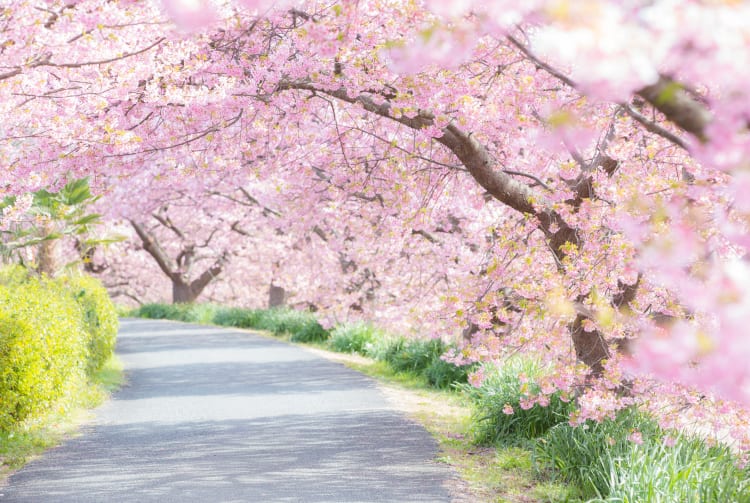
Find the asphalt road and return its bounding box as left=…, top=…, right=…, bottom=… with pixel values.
left=0, top=319, right=456, bottom=502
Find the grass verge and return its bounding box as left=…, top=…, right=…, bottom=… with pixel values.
left=535, top=408, right=750, bottom=502
left=303, top=346, right=579, bottom=502
left=0, top=354, right=124, bottom=479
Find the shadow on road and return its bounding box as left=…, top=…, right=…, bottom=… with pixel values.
left=4, top=412, right=451, bottom=502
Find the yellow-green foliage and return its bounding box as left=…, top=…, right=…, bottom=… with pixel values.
left=0, top=264, right=30, bottom=286
left=60, top=275, right=119, bottom=375
left=0, top=277, right=87, bottom=431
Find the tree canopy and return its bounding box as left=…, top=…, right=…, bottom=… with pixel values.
left=3, top=0, right=750, bottom=449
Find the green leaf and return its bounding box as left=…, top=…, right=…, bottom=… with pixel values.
left=71, top=214, right=102, bottom=226
left=0, top=195, right=17, bottom=210
left=59, top=177, right=93, bottom=206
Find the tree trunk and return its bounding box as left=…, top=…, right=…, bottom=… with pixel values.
left=571, top=314, right=610, bottom=376
left=37, top=222, right=57, bottom=277
left=173, top=280, right=199, bottom=304
left=131, top=220, right=228, bottom=305
left=268, top=283, right=286, bottom=308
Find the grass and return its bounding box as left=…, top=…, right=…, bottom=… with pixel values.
left=0, top=355, right=124, bottom=476
left=93, top=353, right=125, bottom=393
left=535, top=408, right=750, bottom=502
left=459, top=358, right=573, bottom=446
left=444, top=445, right=580, bottom=503
left=131, top=303, right=330, bottom=342
left=329, top=322, right=380, bottom=353
left=349, top=359, right=431, bottom=388
left=131, top=303, right=221, bottom=324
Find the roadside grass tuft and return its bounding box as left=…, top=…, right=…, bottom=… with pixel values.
left=535, top=408, right=750, bottom=502
left=383, top=337, right=444, bottom=373
left=425, top=357, right=473, bottom=389
left=130, top=302, right=220, bottom=323
left=361, top=334, right=402, bottom=361
left=329, top=322, right=380, bottom=354
left=211, top=307, right=262, bottom=328
left=252, top=308, right=329, bottom=342
left=130, top=303, right=330, bottom=341
left=460, top=358, right=572, bottom=446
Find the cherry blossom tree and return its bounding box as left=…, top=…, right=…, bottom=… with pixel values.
left=3, top=0, right=750, bottom=447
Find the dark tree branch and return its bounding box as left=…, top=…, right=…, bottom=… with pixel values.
left=622, top=104, right=688, bottom=150
left=189, top=251, right=229, bottom=295
left=152, top=211, right=186, bottom=239
left=508, top=35, right=697, bottom=150
left=637, top=77, right=711, bottom=142
left=411, top=229, right=438, bottom=243
left=130, top=220, right=177, bottom=280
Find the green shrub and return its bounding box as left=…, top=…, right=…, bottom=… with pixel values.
left=290, top=321, right=329, bottom=343
left=212, top=307, right=262, bottom=328
left=0, top=264, right=30, bottom=286
left=130, top=303, right=219, bottom=323
left=382, top=337, right=406, bottom=368
left=536, top=408, right=750, bottom=502
left=362, top=335, right=470, bottom=388
left=131, top=303, right=184, bottom=320
left=329, top=323, right=380, bottom=354
left=425, top=357, right=474, bottom=389
left=114, top=303, right=132, bottom=317
left=460, top=358, right=572, bottom=445
left=60, top=275, right=119, bottom=376
left=249, top=308, right=329, bottom=342
left=0, top=276, right=87, bottom=431
left=384, top=337, right=446, bottom=374
left=362, top=335, right=403, bottom=361
left=183, top=303, right=221, bottom=324
left=249, top=308, right=284, bottom=333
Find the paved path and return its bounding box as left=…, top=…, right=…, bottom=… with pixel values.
left=0, top=319, right=455, bottom=502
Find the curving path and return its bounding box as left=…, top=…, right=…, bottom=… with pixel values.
left=0, top=319, right=456, bottom=502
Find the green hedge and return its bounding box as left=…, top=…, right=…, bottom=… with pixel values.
left=0, top=277, right=86, bottom=430
left=63, top=275, right=119, bottom=375
left=0, top=264, right=31, bottom=285
left=0, top=269, right=118, bottom=431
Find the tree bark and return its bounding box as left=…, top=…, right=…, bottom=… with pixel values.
left=36, top=222, right=57, bottom=277
left=130, top=220, right=229, bottom=305
left=268, top=283, right=286, bottom=308
left=637, top=77, right=711, bottom=141
left=571, top=314, right=609, bottom=376
left=173, top=280, right=199, bottom=304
